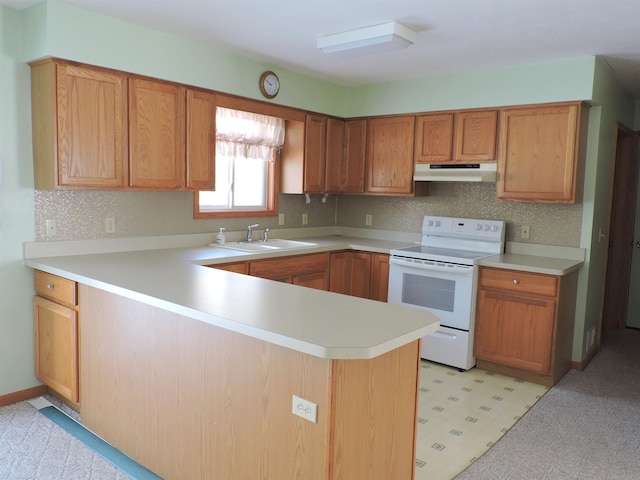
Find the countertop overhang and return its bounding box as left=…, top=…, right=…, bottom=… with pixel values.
left=24, top=236, right=440, bottom=360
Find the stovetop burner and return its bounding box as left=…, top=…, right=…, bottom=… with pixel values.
left=390, top=216, right=505, bottom=265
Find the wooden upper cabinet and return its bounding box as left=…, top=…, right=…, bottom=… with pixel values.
left=414, top=113, right=454, bottom=163
left=366, top=116, right=416, bottom=195
left=280, top=114, right=327, bottom=194
left=415, top=109, right=497, bottom=164
left=303, top=114, right=327, bottom=193
left=186, top=89, right=216, bottom=190
left=129, top=77, right=186, bottom=189
left=454, top=110, right=498, bottom=162
left=31, top=60, right=128, bottom=189
left=497, top=102, right=587, bottom=203
left=325, top=118, right=366, bottom=193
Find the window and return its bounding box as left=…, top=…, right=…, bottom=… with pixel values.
left=195, top=107, right=285, bottom=218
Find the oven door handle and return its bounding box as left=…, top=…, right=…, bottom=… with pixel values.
left=389, top=256, right=474, bottom=275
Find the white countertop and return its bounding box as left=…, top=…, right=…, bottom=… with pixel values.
left=478, top=253, right=583, bottom=275
left=24, top=235, right=439, bottom=360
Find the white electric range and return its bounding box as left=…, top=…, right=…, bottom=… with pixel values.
left=388, top=216, right=505, bottom=370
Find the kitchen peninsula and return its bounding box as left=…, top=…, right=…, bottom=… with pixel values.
left=25, top=236, right=439, bottom=480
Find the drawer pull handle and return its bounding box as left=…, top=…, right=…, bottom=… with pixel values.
left=513, top=279, right=519, bottom=285
left=46, top=284, right=54, bottom=289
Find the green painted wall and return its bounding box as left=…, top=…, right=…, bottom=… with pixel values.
left=0, top=6, right=38, bottom=397
left=344, top=57, right=596, bottom=116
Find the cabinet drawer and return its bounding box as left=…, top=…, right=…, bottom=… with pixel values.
left=35, top=270, right=78, bottom=306
left=250, top=253, right=329, bottom=280
left=479, top=267, right=558, bottom=297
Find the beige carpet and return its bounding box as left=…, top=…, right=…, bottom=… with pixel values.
left=0, top=400, right=132, bottom=479
left=455, top=328, right=640, bottom=479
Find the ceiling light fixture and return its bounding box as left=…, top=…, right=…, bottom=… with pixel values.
left=317, top=21, right=416, bottom=57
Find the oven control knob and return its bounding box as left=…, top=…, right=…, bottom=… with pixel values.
left=492, top=225, right=499, bottom=232
left=483, top=224, right=490, bottom=231
left=475, top=224, right=482, bottom=231
left=435, top=221, right=441, bottom=227
left=427, top=220, right=434, bottom=226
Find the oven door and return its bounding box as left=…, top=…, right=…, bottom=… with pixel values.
left=387, top=256, right=476, bottom=331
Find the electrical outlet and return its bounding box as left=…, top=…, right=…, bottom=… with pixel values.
left=278, top=213, right=285, bottom=226
left=105, top=216, right=116, bottom=233
left=45, top=219, right=57, bottom=237
left=302, top=213, right=308, bottom=225
left=365, top=214, right=373, bottom=226
left=521, top=225, right=530, bottom=240
left=292, top=395, right=317, bottom=423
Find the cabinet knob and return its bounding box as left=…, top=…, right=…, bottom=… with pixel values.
left=46, top=283, right=54, bottom=289
left=513, top=279, right=519, bottom=285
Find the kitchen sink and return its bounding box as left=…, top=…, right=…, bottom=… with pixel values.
left=220, top=239, right=318, bottom=252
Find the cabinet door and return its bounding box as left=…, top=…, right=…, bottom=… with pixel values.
left=475, top=289, right=555, bottom=374
left=186, top=89, right=216, bottom=190
left=497, top=103, right=581, bottom=203
left=129, top=78, right=186, bottom=189
left=207, top=262, right=248, bottom=274
left=303, top=114, right=327, bottom=193
left=324, top=117, right=345, bottom=193
left=414, top=113, right=453, bottom=164
left=34, top=296, right=79, bottom=402
left=370, top=253, right=390, bottom=302
left=454, top=110, right=498, bottom=162
left=329, top=251, right=371, bottom=298
left=342, top=119, right=366, bottom=193
left=56, top=63, right=128, bottom=188
left=293, top=271, right=329, bottom=291
left=366, top=116, right=415, bottom=194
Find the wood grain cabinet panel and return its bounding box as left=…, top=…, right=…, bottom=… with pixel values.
left=369, top=253, right=390, bottom=302
left=303, top=114, right=327, bottom=193
left=474, top=266, right=578, bottom=386
left=33, top=270, right=79, bottom=403
left=31, top=60, right=128, bottom=189
left=186, top=89, right=216, bottom=190
left=329, top=251, right=372, bottom=298
left=249, top=253, right=330, bottom=290
left=325, top=118, right=366, bottom=193
left=415, top=109, right=497, bottom=164
left=497, top=102, right=588, bottom=203
left=129, top=77, right=186, bottom=189
left=366, top=116, right=416, bottom=195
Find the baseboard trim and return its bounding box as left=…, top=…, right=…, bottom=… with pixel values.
left=0, top=385, right=48, bottom=407
left=572, top=345, right=600, bottom=371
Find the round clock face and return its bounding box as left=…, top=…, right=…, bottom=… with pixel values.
left=260, top=71, right=280, bottom=98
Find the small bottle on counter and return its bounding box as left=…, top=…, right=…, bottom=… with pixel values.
left=216, top=227, right=226, bottom=245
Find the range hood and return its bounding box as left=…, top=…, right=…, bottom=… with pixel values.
left=414, top=163, right=497, bottom=182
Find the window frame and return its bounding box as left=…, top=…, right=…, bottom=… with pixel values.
left=193, top=94, right=304, bottom=220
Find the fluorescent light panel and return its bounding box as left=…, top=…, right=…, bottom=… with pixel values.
left=317, top=21, right=416, bottom=57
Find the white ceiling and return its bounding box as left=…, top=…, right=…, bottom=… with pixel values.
left=5, top=0, right=640, bottom=96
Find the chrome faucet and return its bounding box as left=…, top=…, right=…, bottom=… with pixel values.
left=263, top=228, right=270, bottom=242
left=246, top=224, right=259, bottom=242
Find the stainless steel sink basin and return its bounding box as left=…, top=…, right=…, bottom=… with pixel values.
left=220, top=239, right=317, bottom=252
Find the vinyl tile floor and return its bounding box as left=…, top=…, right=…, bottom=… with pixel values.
left=414, top=360, right=548, bottom=480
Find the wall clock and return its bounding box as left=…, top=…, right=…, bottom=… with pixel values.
left=259, top=71, right=280, bottom=99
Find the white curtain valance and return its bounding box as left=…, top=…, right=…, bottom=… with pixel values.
left=216, top=106, right=285, bottom=161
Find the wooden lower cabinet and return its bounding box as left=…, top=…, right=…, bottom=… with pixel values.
left=80, top=285, right=420, bottom=480
left=329, top=251, right=372, bottom=298
left=33, top=271, right=79, bottom=404
left=207, top=261, right=248, bottom=274
left=249, top=252, right=330, bottom=290
left=474, top=267, right=578, bottom=386
left=370, top=253, right=390, bottom=302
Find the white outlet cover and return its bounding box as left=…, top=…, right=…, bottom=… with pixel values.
left=292, top=395, right=317, bottom=423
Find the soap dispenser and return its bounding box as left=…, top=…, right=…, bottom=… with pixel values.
left=216, top=227, right=226, bottom=245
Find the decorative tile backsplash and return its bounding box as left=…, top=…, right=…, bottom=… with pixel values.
left=35, top=182, right=582, bottom=247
